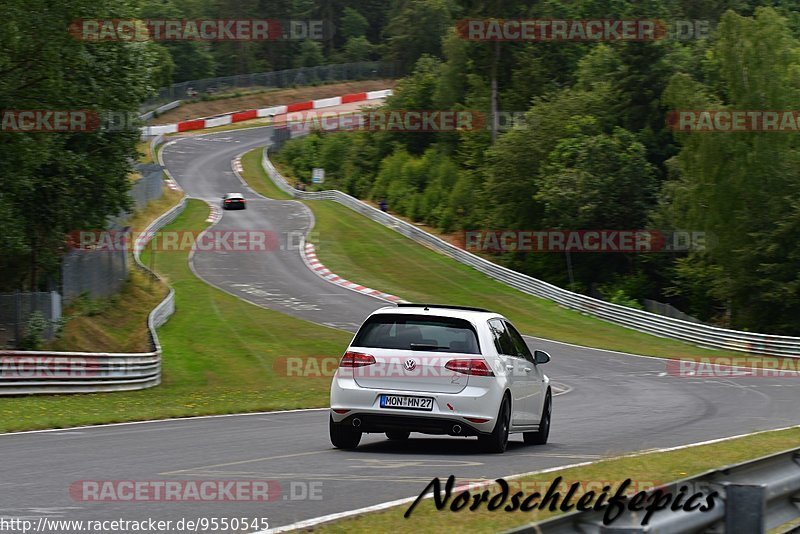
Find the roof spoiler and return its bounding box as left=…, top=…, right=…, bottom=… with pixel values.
left=395, top=303, right=490, bottom=313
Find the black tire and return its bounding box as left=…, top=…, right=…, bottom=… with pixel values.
left=385, top=431, right=410, bottom=441
left=524, top=391, right=551, bottom=445
left=479, top=396, right=511, bottom=453
left=329, top=415, right=362, bottom=449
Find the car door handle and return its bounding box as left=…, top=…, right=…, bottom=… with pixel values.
left=505, top=365, right=514, bottom=371
left=523, top=367, right=533, bottom=373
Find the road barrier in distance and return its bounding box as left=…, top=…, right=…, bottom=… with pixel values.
left=141, top=89, right=392, bottom=137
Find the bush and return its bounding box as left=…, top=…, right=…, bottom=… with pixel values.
left=19, top=311, right=48, bottom=350
left=607, top=289, right=644, bottom=310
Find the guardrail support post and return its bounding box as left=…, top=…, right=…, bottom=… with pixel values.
left=724, top=483, right=766, bottom=534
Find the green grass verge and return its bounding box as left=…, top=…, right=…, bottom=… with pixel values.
left=136, top=141, right=153, bottom=164
left=48, top=270, right=165, bottom=353
left=0, top=199, right=349, bottom=433
left=240, top=148, right=761, bottom=363
left=240, top=149, right=293, bottom=200
left=312, top=426, right=800, bottom=532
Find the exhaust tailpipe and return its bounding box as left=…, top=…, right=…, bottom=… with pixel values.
left=452, top=424, right=462, bottom=435
left=352, top=418, right=362, bottom=428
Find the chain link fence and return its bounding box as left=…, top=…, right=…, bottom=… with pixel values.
left=0, top=292, right=61, bottom=349
left=642, top=298, right=702, bottom=324
left=130, top=164, right=165, bottom=210
left=142, top=61, right=399, bottom=109
left=61, top=246, right=129, bottom=304
left=271, top=126, right=292, bottom=150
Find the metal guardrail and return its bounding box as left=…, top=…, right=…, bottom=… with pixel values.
left=504, top=445, right=800, bottom=533
left=142, top=61, right=399, bottom=107
left=262, top=145, right=800, bottom=358
left=0, top=143, right=186, bottom=395
left=139, top=100, right=181, bottom=122
left=150, top=133, right=165, bottom=163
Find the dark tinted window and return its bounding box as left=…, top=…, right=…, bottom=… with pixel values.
left=488, top=319, right=516, bottom=355
left=352, top=314, right=480, bottom=353
left=505, top=321, right=533, bottom=362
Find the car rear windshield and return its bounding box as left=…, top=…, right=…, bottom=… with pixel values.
left=352, top=314, right=480, bottom=353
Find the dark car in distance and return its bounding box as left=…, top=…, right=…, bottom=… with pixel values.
left=221, top=192, right=247, bottom=210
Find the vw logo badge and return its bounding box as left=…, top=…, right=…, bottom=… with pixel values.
left=404, top=359, right=417, bottom=371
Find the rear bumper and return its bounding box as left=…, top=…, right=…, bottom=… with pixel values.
left=333, top=412, right=489, bottom=436
left=330, top=369, right=506, bottom=436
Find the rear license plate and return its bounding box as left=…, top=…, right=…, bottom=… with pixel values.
left=380, top=395, right=434, bottom=411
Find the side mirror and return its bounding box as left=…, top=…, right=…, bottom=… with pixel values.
left=534, top=350, right=551, bottom=365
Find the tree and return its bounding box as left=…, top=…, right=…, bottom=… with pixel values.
left=138, top=0, right=215, bottom=82
left=383, top=0, right=455, bottom=71
left=0, top=0, right=161, bottom=290
left=536, top=119, right=657, bottom=231
left=482, top=84, right=615, bottom=230
left=338, top=36, right=375, bottom=62
left=662, top=7, right=800, bottom=331
left=294, top=39, right=325, bottom=68
left=379, top=55, right=443, bottom=155
left=340, top=7, right=369, bottom=39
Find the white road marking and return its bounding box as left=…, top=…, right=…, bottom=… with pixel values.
left=350, top=459, right=483, bottom=469
left=0, top=408, right=328, bottom=437
left=161, top=450, right=330, bottom=475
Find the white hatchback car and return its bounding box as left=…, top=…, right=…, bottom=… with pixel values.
left=329, top=304, right=552, bottom=453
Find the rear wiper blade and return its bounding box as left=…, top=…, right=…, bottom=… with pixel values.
left=409, top=343, right=446, bottom=351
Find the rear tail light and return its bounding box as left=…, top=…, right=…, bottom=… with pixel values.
left=465, top=417, right=490, bottom=423
left=224, top=200, right=231, bottom=203
left=340, top=351, right=376, bottom=367
left=445, top=359, right=494, bottom=376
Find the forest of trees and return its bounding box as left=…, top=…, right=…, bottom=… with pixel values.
left=1, top=0, right=160, bottom=291
left=274, top=1, right=800, bottom=334
left=138, top=0, right=421, bottom=83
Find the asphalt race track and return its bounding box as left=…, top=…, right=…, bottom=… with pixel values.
left=3, top=118, right=799, bottom=532
left=162, top=124, right=385, bottom=331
